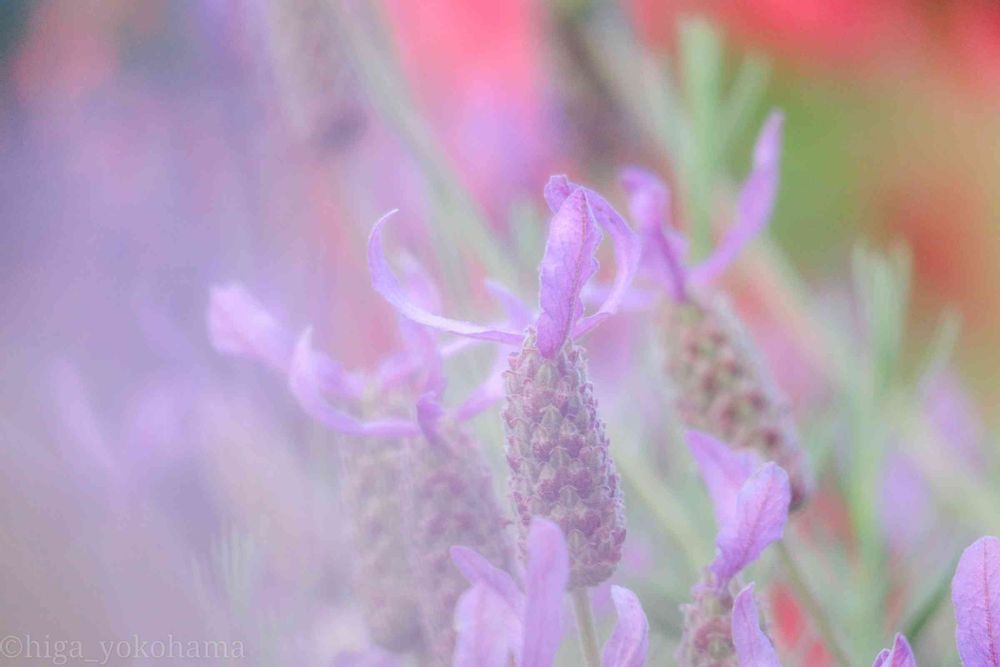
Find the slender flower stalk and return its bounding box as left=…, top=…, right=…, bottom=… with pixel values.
left=368, top=176, right=641, bottom=588
left=620, top=113, right=811, bottom=510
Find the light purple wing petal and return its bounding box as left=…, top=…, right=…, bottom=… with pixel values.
left=207, top=283, right=293, bottom=372
left=368, top=211, right=522, bottom=345
left=711, top=463, right=791, bottom=585
left=536, top=189, right=602, bottom=357
left=572, top=187, right=642, bottom=339
left=619, top=167, right=687, bottom=301
left=952, top=536, right=1000, bottom=667
left=543, top=174, right=575, bottom=213
left=601, top=586, right=649, bottom=667
left=522, top=517, right=570, bottom=667
left=452, top=584, right=517, bottom=667
left=731, top=584, right=781, bottom=667
left=687, top=430, right=759, bottom=531
left=887, top=634, right=917, bottom=667
left=873, top=649, right=891, bottom=667
left=450, top=546, right=525, bottom=614
left=289, top=329, right=418, bottom=437
left=690, top=111, right=784, bottom=286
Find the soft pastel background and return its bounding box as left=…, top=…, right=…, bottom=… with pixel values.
left=1, top=1, right=997, bottom=665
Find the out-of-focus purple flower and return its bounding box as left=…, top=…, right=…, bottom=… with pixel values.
left=620, top=111, right=784, bottom=299
left=871, top=633, right=917, bottom=667
left=731, top=584, right=781, bottom=667
left=208, top=283, right=295, bottom=372
left=952, top=536, right=1000, bottom=667
left=332, top=647, right=401, bottom=667
left=924, top=369, right=986, bottom=470
left=879, top=450, right=933, bottom=554
left=678, top=431, right=790, bottom=667
left=450, top=517, right=648, bottom=667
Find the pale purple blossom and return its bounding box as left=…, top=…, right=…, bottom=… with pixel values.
left=620, top=111, right=784, bottom=300
left=731, top=584, right=781, bottom=667
left=368, top=177, right=640, bottom=357
left=450, top=518, right=648, bottom=667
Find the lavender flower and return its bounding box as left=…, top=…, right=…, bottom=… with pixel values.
left=678, top=430, right=790, bottom=667
left=621, top=113, right=810, bottom=510
left=369, top=178, right=639, bottom=588
left=450, top=517, right=649, bottom=667
left=871, top=634, right=917, bottom=667
left=208, top=280, right=514, bottom=659
left=952, top=536, right=1000, bottom=667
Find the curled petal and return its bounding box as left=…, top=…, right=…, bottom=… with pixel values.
left=536, top=189, right=602, bottom=357
left=711, top=463, right=791, bottom=585
left=871, top=634, right=917, bottom=667
left=731, top=584, right=781, bottom=667
left=687, top=430, right=758, bottom=531
left=450, top=546, right=525, bottom=615
left=620, top=167, right=687, bottom=301
left=207, top=283, right=293, bottom=372
left=952, top=536, right=1000, bottom=667
left=368, top=211, right=522, bottom=346
left=601, top=586, right=649, bottom=667
left=289, top=329, right=418, bottom=437
left=522, top=518, right=569, bottom=667
left=690, top=111, right=784, bottom=286
left=542, top=176, right=642, bottom=341
left=452, top=584, right=517, bottom=667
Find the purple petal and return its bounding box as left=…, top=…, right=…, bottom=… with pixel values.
left=731, top=584, right=781, bottom=667
left=288, top=329, right=418, bottom=437
left=952, top=536, right=1000, bottom=667
left=873, top=650, right=891, bottom=667
left=396, top=252, right=443, bottom=313
left=601, top=586, right=649, bottom=667
left=711, top=463, right=791, bottom=585
left=452, top=584, right=517, bottom=667
left=687, top=430, right=759, bottom=531
left=543, top=174, right=574, bottom=213
left=571, top=188, right=642, bottom=340
left=536, top=189, right=602, bottom=357
left=450, top=546, right=525, bottom=614
left=368, top=211, right=522, bottom=346
left=522, top=517, right=569, bottom=667
left=880, top=634, right=917, bottom=667
left=690, top=111, right=784, bottom=286
left=619, top=167, right=688, bottom=301
left=207, top=283, right=293, bottom=371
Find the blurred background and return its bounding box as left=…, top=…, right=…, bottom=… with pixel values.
left=0, top=1, right=997, bottom=665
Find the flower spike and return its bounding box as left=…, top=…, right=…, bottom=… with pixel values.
left=952, top=536, right=1000, bottom=667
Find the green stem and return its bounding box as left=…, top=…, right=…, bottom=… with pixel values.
left=615, top=449, right=708, bottom=570
left=571, top=588, right=602, bottom=667
left=777, top=541, right=851, bottom=667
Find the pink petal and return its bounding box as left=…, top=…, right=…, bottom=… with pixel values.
left=731, top=584, right=781, bottom=667
left=882, top=634, right=917, bottom=667
left=522, top=518, right=569, bottom=667
left=288, top=329, right=418, bottom=437
left=690, top=111, right=784, bottom=286
left=952, top=536, right=1000, bottom=667
left=207, top=283, right=293, bottom=372
left=688, top=430, right=759, bottom=531
left=368, top=211, right=522, bottom=346
left=619, top=167, right=687, bottom=301
left=601, top=586, right=649, bottom=667
left=452, top=584, right=517, bottom=667
left=536, top=188, right=602, bottom=357
left=711, top=463, right=791, bottom=585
